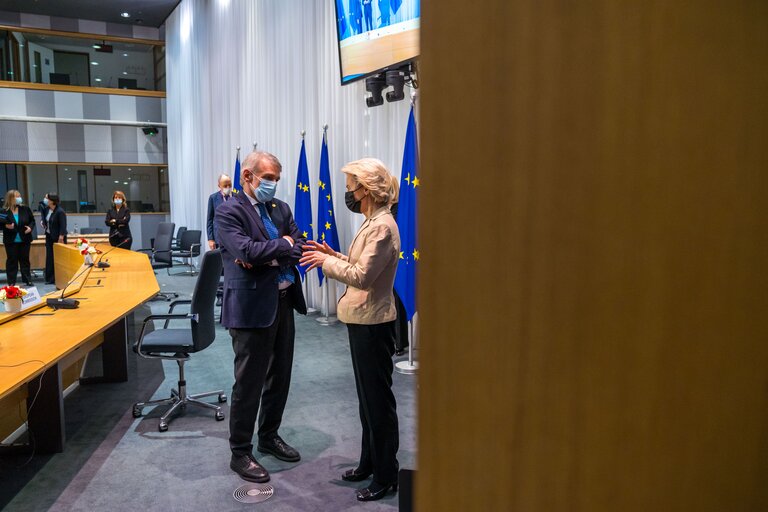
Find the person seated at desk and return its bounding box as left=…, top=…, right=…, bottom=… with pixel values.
left=44, top=193, right=67, bottom=285
left=2, top=189, right=35, bottom=286
left=105, top=190, right=132, bottom=250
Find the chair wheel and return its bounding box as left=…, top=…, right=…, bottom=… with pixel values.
left=215, top=411, right=225, bottom=421
left=158, top=422, right=169, bottom=432
left=218, top=393, right=227, bottom=403
left=132, top=406, right=142, bottom=418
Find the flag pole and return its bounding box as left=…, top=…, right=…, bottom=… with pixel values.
left=316, top=124, right=338, bottom=325
left=395, top=93, right=419, bottom=375
left=298, top=129, right=319, bottom=315
left=396, top=314, right=418, bottom=374
left=315, top=280, right=338, bottom=325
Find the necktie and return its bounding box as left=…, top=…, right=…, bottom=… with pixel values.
left=256, top=203, right=295, bottom=285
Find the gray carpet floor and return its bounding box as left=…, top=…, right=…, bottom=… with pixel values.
left=0, top=269, right=417, bottom=511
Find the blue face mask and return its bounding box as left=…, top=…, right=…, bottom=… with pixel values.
left=255, top=177, right=277, bottom=203
left=43, top=198, right=49, bottom=206
left=15, top=197, right=23, bottom=205
left=114, top=199, right=123, bottom=206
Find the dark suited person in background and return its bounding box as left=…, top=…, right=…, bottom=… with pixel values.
left=301, top=158, right=401, bottom=502
left=44, top=193, right=67, bottom=285
left=206, top=173, right=232, bottom=250
left=216, top=151, right=307, bottom=483
left=349, top=0, right=363, bottom=34
left=363, top=0, right=373, bottom=31
left=104, top=190, right=132, bottom=250
left=38, top=193, right=49, bottom=233
left=378, top=0, right=391, bottom=27
left=2, top=190, right=35, bottom=286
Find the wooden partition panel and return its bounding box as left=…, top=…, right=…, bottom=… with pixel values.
left=417, top=1, right=768, bottom=511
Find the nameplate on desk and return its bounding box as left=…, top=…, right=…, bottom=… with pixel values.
left=21, top=287, right=42, bottom=310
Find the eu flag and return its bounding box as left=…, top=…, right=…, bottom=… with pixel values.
left=294, top=139, right=313, bottom=281
left=316, top=131, right=340, bottom=286
left=394, top=106, right=419, bottom=321
left=232, top=149, right=242, bottom=195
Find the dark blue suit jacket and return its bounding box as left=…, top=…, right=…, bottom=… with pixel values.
left=206, top=191, right=230, bottom=244
left=216, top=192, right=307, bottom=329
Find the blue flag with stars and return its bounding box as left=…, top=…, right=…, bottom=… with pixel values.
left=394, top=106, right=419, bottom=321
left=232, top=149, right=241, bottom=195
left=316, top=131, right=340, bottom=286
left=294, top=139, right=313, bottom=281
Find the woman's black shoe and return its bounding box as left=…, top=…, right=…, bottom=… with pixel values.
left=356, top=481, right=397, bottom=501
left=341, top=468, right=372, bottom=482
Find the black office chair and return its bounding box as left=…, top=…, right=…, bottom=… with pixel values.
left=171, top=229, right=202, bottom=275
left=139, top=222, right=179, bottom=301
left=171, top=226, right=187, bottom=251
left=132, top=250, right=226, bottom=432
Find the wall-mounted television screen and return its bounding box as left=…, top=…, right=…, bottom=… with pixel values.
left=334, top=0, right=420, bottom=85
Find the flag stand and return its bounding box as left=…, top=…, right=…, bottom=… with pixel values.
left=315, top=280, right=338, bottom=325
left=303, top=277, right=318, bottom=315
left=395, top=313, right=418, bottom=375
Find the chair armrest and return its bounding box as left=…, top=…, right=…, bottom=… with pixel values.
left=190, top=242, right=201, bottom=256
left=135, top=313, right=198, bottom=358
left=165, top=300, right=192, bottom=328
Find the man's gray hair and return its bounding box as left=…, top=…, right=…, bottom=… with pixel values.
left=240, top=151, right=282, bottom=187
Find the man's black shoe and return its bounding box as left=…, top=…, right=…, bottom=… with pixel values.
left=257, top=435, right=301, bottom=462
left=230, top=453, right=270, bottom=483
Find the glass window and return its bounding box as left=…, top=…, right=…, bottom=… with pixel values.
left=4, top=164, right=169, bottom=213
left=0, top=29, right=164, bottom=91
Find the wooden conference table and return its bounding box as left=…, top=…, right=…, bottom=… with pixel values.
left=0, top=243, right=159, bottom=452
left=0, top=234, right=112, bottom=271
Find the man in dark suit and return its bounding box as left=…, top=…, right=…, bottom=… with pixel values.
left=363, top=0, right=374, bottom=31
left=206, top=173, right=233, bottom=250
left=44, top=193, right=67, bottom=284
left=207, top=174, right=232, bottom=307
left=216, top=151, right=307, bottom=483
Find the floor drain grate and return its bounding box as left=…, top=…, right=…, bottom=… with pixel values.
left=233, top=483, right=275, bottom=504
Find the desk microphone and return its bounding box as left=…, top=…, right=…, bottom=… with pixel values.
left=96, top=237, right=131, bottom=268
left=46, top=264, right=92, bottom=310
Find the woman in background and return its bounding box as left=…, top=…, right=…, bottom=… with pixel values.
left=300, top=158, right=401, bottom=502
left=44, top=193, right=67, bottom=285
left=2, top=190, right=35, bottom=286
left=104, top=190, right=132, bottom=250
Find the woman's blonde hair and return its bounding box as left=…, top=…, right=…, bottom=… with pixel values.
left=112, top=190, right=127, bottom=206
left=341, top=158, right=399, bottom=207
left=3, top=189, right=20, bottom=210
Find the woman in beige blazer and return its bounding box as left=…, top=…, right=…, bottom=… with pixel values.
left=301, top=158, right=401, bottom=502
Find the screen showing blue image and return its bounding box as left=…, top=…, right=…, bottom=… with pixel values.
left=334, top=0, right=420, bottom=84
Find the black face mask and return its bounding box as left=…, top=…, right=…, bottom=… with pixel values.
left=345, top=190, right=362, bottom=213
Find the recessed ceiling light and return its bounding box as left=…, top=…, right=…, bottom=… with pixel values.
left=114, top=180, right=120, bottom=183
left=122, top=71, right=128, bottom=75
left=94, top=78, right=102, bottom=82
left=122, top=53, right=129, bottom=57
left=93, top=44, right=101, bottom=49
left=90, top=61, right=99, bottom=65
left=123, top=182, right=129, bottom=185
left=121, top=12, right=130, bottom=18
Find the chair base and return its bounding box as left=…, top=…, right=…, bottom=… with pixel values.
left=151, top=291, right=180, bottom=302
left=133, top=368, right=227, bottom=432
left=169, top=259, right=199, bottom=276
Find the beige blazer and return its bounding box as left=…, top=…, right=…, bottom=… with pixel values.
left=322, top=206, right=401, bottom=325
